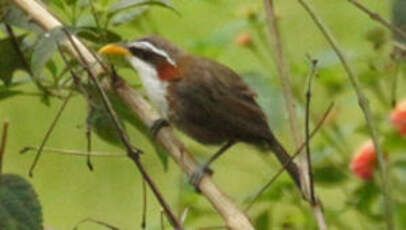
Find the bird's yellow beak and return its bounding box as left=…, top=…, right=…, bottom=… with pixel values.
left=98, top=44, right=131, bottom=56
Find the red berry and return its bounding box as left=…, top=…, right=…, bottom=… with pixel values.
left=391, top=99, right=406, bottom=136
left=350, top=140, right=378, bottom=180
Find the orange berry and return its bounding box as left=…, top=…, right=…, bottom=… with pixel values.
left=235, top=33, right=253, bottom=47
left=350, top=140, right=378, bottom=180
left=391, top=99, right=406, bottom=136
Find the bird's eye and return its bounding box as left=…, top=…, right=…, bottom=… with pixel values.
left=129, top=47, right=152, bottom=60
left=140, top=50, right=150, bottom=59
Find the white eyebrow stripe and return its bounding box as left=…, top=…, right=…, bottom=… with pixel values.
left=131, top=41, right=176, bottom=66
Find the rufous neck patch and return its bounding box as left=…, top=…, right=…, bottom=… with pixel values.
left=158, top=63, right=180, bottom=81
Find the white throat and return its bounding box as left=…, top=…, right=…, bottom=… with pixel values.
left=127, top=56, right=169, bottom=117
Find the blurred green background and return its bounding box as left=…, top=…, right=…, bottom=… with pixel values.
left=1, top=0, right=406, bottom=229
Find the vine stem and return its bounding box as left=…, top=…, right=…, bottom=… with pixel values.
left=73, top=218, right=120, bottom=230
left=348, top=0, right=406, bottom=42
left=263, top=1, right=328, bottom=229
left=20, top=146, right=126, bottom=157
left=297, top=0, right=393, bottom=229
left=0, top=122, right=9, bottom=176
left=304, top=57, right=318, bottom=204
left=28, top=91, right=73, bottom=177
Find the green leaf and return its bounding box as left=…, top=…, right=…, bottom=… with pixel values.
left=254, top=211, right=270, bottom=230
left=313, top=165, right=348, bottom=185
left=318, top=68, right=346, bottom=95
left=395, top=201, right=406, bottom=229
left=244, top=180, right=294, bottom=204
left=76, top=26, right=122, bottom=44
left=393, top=0, right=406, bottom=44
left=0, top=35, right=27, bottom=85
left=51, top=0, right=66, bottom=9
left=365, top=27, right=387, bottom=49
left=108, top=0, right=179, bottom=18
left=45, top=60, right=58, bottom=78
left=66, top=0, right=79, bottom=5
left=242, top=72, right=283, bottom=130
left=359, top=69, right=381, bottom=87
left=0, top=89, right=23, bottom=101
left=353, top=182, right=380, bottom=214
left=393, top=157, right=406, bottom=170
left=4, top=8, right=43, bottom=33
left=0, top=0, right=11, bottom=20
left=40, top=94, right=51, bottom=107
left=0, top=174, right=43, bottom=230
left=110, top=6, right=149, bottom=26
left=152, top=143, right=169, bottom=171
left=262, top=180, right=294, bottom=201
left=31, top=27, right=68, bottom=76
left=87, top=104, right=126, bottom=148
left=81, top=84, right=169, bottom=170
left=383, top=131, right=406, bottom=151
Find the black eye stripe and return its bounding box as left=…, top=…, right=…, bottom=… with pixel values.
left=128, top=47, right=152, bottom=59
left=128, top=46, right=168, bottom=66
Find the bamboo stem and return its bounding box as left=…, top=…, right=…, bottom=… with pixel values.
left=11, top=0, right=255, bottom=229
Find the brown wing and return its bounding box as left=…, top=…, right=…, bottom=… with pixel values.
left=167, top=56, right=272, bottom=145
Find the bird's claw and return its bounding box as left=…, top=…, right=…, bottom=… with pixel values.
left=150, top=118, right=170, bottom=137
left=189, top=165, right=213, bottom=193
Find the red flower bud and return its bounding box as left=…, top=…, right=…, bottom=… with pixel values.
left=350, top=140, right=378, bottom=180
left=391, top=99, right=406, bottom=136
left=235, top=33, right=253, bottom=47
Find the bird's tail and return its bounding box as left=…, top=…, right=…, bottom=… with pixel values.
left=267, top=136, right=301, bottom=188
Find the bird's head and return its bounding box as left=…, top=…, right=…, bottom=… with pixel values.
left=99, top=36, right=184, bottom=81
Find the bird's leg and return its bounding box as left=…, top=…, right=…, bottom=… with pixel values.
left=150, top=118, right=170, bottom=137
left=190, top=140, right=236, bottom=192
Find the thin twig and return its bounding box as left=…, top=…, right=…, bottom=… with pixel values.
left=348, top=0, right=406, bottom=42
left=85, top=114, right=93, bottom=170
left=264, top=1, right=328, bottom=228
left=391, top=61, right=401, bottom=108
left=304, top=57, right=318, bottom=204
left=179, top=207, right=189, bottom=226
left=28, top=90, right=73, bottom=177
left=198, top=226, right=227, bottom=230
left=393, top=40, right=406, bottom=52
left=63, top=29, right=183, bottom=230
left=73, top=218, right=120, bottom=230
left=20, top=146, right=125, bottom=157
left=245, top=102, right=334, bottom=212
left=0, top=122, right=10, bottom=176
left=160, top=210, right=165, bottom=230
left=141, top=179, right=147, bottom=229
left=58, top=45, right=95, bottom=171
left=263, top=0, right=302, bottom=147
left=297, top=1, right=393, bottom=229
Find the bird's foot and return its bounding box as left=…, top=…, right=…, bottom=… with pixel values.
left=189, top=164, right=213, bottom=193
left=150, top=118, right=170, bottom=137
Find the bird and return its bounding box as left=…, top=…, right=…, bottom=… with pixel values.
left=98, top=36, right=301, bottom=189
